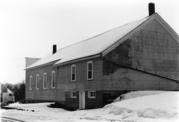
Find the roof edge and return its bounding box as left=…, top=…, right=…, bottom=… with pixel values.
left=54, top=54, right=101, bottom=67
left=26, top=59, right=60, bottom=70
left=154, top=13, right=179, bottom=43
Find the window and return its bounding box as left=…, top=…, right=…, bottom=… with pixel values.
left=71, top=64, right=76, bottom=81
left=43, top=73, right=47, bottom=89
left=51, top=71, right=55, bottom=88
left=87, top=61, right=93, bottom=80
left=36, top=74, right=39, bottom=89
left=29, top=75, right=33, bottom=90
left=70, top=91, right=77, bottom=98
left=88, top=91, right=96, bottom=98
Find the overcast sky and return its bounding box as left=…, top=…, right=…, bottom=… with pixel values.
left=0, top=0, right=179, bottom=84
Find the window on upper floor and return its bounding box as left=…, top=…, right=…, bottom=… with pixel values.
left=29, top=75, right=33, bottom=90
left=88, top=91, right=96, bottom=98
left=51, top=71, right=55, bottom=88
left=70, top=91, right=77, bottom=98
left=71, top=64, right=76, bottom=81
left=43, top=73, right=47, bottom=89
left=87, top=61, right=93, bottom=80
left=36, top=74, right=39, bottom=89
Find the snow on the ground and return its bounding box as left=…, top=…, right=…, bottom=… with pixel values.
left=1, top=91, right=179, bottom=122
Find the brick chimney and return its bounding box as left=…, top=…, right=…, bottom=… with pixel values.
left=53, top=44, right=57, bottom=54
left=148, top=2, right=155, bottom=16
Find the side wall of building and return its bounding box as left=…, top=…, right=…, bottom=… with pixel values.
left=26, top=57, right=104, bottom=109
left=56, top=57, right=104, bottom=109
left=25, top=64, right=65, bottom=102
left=56, top=57, right=103, bottom=91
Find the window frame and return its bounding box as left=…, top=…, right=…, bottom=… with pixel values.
left=87, top=61, right=93, bottom=80
left=51, top=71, right=55, bottom=88
left=36, top=74, right=39, bottom=90
left=43, top=73, right=47, bottom=89
left=29, top=75, right=33, bottom=90
left=71, top=64, right=76, bottom=82
left=70, top=91, right=77, bottom=98
left=88, top=91, right=96, bottom=98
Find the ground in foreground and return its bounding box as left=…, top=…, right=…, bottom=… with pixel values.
left=1, top=91, right=179, bottom=122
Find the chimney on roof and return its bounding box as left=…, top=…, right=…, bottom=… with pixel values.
left=52, top=44, right=57, bottom=54
left=148, top=2, right=155, bottom=16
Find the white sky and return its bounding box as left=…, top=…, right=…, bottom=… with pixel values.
left=0, top=0, right=178, bottom=84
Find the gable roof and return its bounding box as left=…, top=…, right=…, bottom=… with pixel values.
left=26, top=13, right=178, bottom=69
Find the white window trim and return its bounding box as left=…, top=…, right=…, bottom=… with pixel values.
left=43, top=73, right=47, bottom=89
left=88, top=91, right=96, bottom=98
left=87, top=61, right=93, bottom=80
left=51, top=71, right=55, bottom=88
left=71, top=64, right=76, bottom=82
left=36, top=74, right=39, bottom=90
left=70, top=91, right=77, bottom=98
left=29, top=75, right=33, bottom=90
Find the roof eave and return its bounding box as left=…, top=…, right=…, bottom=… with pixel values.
left=54, top=54, right=101, bottom=67
left=25, top=59, right=61, bottom=70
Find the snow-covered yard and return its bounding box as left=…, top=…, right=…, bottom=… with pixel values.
left=1, top=91, right=179, bottom=122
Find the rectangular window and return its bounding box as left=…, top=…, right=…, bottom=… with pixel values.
left=88, top=91, right=96, bottom=98
left=51, top=71, right=55, bottom=88
left=71, top=64, right=76, bottom=81
left=87, top=61, right=93, bottom=80
left=71, top=91, right=77, bottom=98
left=43, top=73, right=47, bottom=89
left=29, top=75, right=33, bottom=90
left=36, top=74, right=39, bottom=89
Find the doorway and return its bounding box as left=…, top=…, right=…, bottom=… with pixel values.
left=79, top=91, right=85, bottom=109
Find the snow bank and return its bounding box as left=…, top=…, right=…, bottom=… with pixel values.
left=103, top=91, right=179, bottom=120
left=78, top=91, right=179, bottom=121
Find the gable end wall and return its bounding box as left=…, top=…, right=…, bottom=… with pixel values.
left=102, top=19, right=179, bottom=90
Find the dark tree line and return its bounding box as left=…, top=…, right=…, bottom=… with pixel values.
left=13, top=82, right=25, bottom=102
left=1, top=81, right=25, bottom=102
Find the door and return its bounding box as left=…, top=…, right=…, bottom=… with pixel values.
left=79, top=91, right=85, bottom=109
